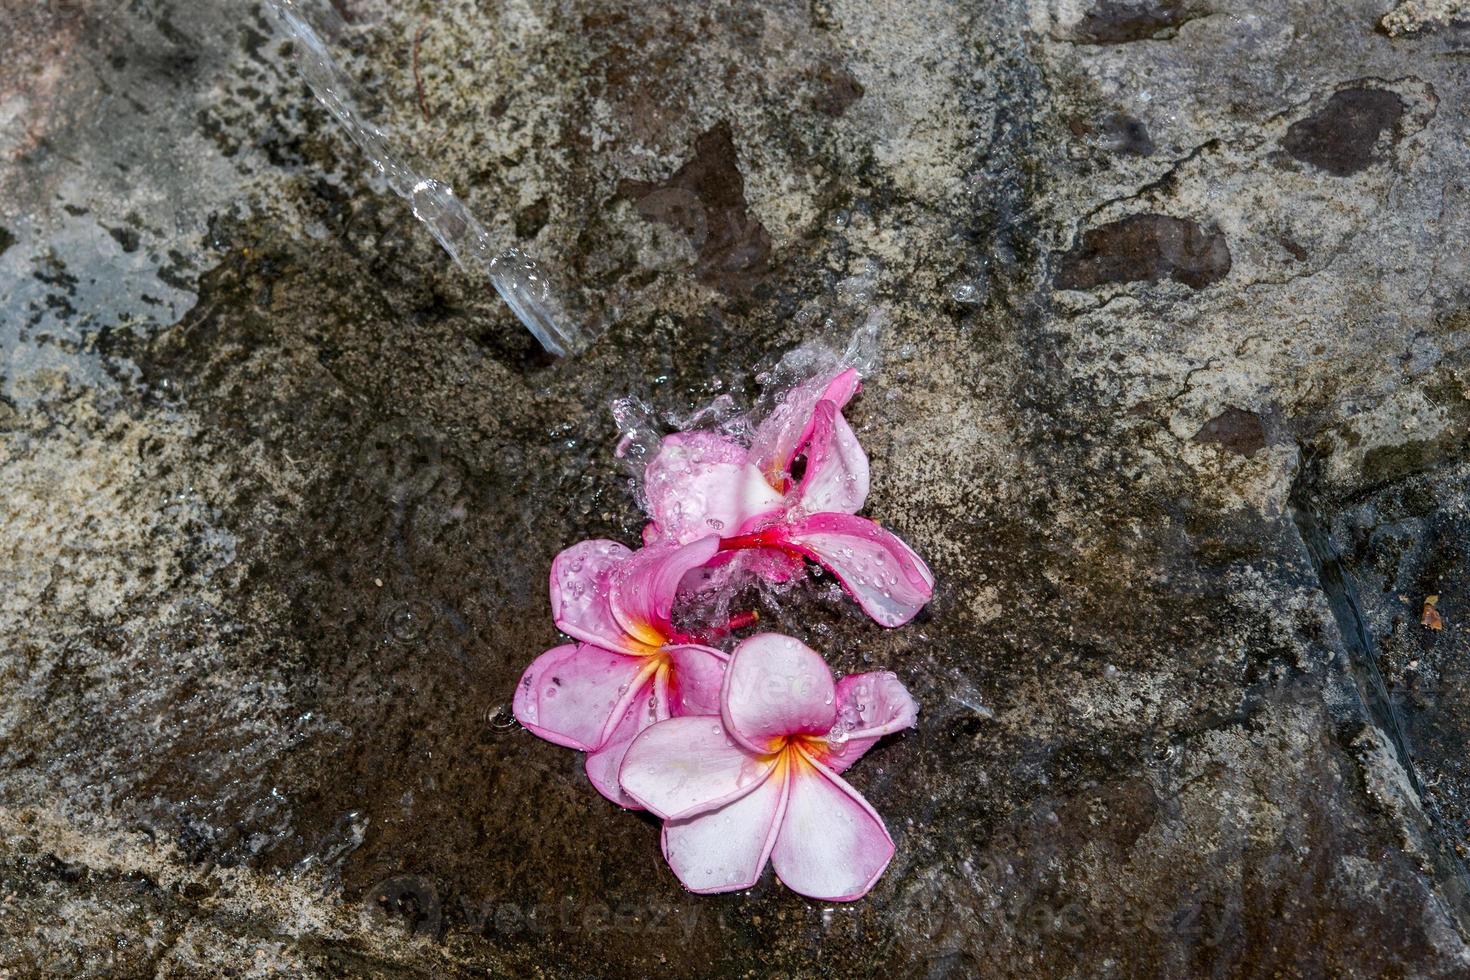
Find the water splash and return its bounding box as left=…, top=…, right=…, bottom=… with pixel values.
left=263, top=0, right=594, bottom=356
left=612, top=266, right=887, bottom=499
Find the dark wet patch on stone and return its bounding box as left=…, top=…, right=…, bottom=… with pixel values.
left=813, top=62, right=864, bottom=116
left=1055, top=213, right=1231, bottom=290
left=1074, top=0, right=1190, bottom=44
left=1193, top=407, right=1267, bottom=456
left=1067, top=113, right=1155, bottom=156
left=617, top=122, right=772, bottom=294
left=1282, top=88, right=1405, bottom=177
left=1102, top=113, right=1155, bottom=156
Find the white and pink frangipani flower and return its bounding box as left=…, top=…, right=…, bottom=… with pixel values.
left=619, top=633, right=919, bottom=902
left=514, top=535, right=744, bottom=808
left=641, top=367, right=934, bottom=627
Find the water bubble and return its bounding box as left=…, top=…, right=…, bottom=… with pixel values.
left=951, top=280, right=986, bottom=305
left=486, top=704, right=519, bottom=733
left=384, top=600, right=433, bottom=642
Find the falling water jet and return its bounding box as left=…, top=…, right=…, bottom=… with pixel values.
left=263, top=0, right=595, bottom=356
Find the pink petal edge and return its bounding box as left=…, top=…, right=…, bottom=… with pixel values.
left=721, top=633, right=837, bottom=755
left=658, top=763, right=790, bottom=894
left=644, top=432, right=783, bottom=545
left=664, top=644, right=730, bottom=717
left=584, top=683, right=658, bottom=809
left=609, top=536, right=721, bottom=645
left=549, top=540, right=647, bottom=653
left=768, top=746, right=895, bottom=902
left=815, top=670, right=920, bottom=775
left=619, top=715, right=776, bottom=820
left=791, top=400, right=870, bottom=517
left=776, top=512, right=934, bottom=628
left=748, top=367, right=862, bottom=483
left=513, top=643, right=652, bottom=752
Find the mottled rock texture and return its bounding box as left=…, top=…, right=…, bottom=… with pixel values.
left=5, top=0, right=1470, bottom=976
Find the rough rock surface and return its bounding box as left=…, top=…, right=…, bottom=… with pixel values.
left=5, top=0, right=1470, bottom=975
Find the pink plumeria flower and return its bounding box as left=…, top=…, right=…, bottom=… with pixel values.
left=642, top=368, right=934, bottom=627
left=514, top=535, right=741, bottom=808
left=619, top=633, right=919, bottom=901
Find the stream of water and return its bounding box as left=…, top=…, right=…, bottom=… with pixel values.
left=263, top=0, right=594, bottom=356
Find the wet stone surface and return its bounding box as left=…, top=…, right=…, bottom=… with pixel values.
left=4, top=0, right=1470, bottom=976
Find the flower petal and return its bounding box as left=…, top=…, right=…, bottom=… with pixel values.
left=721, top=633, right=836, bottom=754
left=513, top=643, right=652, bottom=751
left=660, top=764, right=789, bottom=894
left=769, top=750, right=894, bottom=901
left=585, top=678, right=661, bottom=811
left=748, top=368, right=861, bottom=485
left=549, top=540, right=648, bottom=653
left=584, top=671, right=667, bottom=809
left=644, top=432, right=784, bottom=544
left=791, top=400, right=869, bottom=516
left=609, top=536, right=721, bottom=644
left=665, top=644, right=729, bottom=717
left=620, top=716, right=776, bottom=820
left=812, top=670, right=919, bottom=774
left=776, top=513, right=934, bottom=627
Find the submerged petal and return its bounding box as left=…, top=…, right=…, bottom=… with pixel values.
left=722, top=634, right=836, bottom=754
left=776, top=513, right=934, bottom=627
left=620, top=716, right=776, bottom=820
left=609, top=536, right=721, bottom=644
left=791, top=400, right=869, bottom=516
left=513, top=643, right=651, bottom=752
left=748, top=367, right=861, bottom=483
left=549, top=540, right=648, bottom=653
left=813, top=670, right=920, bottom=774
left=769, top=749, right=894, bottom=901
left=664, top=644, right=729, bottom=717
left=660, top=764, right=788, bottom=894
left=645, top=432, right=784, bottom=544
